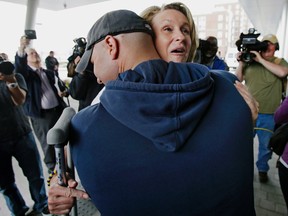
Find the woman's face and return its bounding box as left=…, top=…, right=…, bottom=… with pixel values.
left=151, top=9, right=192, bottom=63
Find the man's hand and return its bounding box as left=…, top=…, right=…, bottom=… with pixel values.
left=58, top=90, right=68, bottom=97
left=20, top=36, right=30, bottom=48
left=48, top=174, right=89, bottom=215
left=0, top=73, right=16, bottom=82
left=250, top=51, right=263, bottom=63
left=0, top=72, right=6, bottom=81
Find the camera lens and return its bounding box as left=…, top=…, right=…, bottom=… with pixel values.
left=0, top=61, right=15, bottom=75
left=241, top=52, right=255, bottom=63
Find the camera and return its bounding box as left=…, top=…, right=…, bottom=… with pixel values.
left=194, top=38, right=218, bottom=64
left=0, top=58, right=15, bottom=75
left=24, top=29, right=37, bottom=39
left=235, top=28, right=268, bottom=63
left=67, top=37, right=87, bottom=64
left=198, top=39, right=210, bottom=55
left=67, top=37, right=87, bottom=77
left=72, top=37, right=87, bottom=57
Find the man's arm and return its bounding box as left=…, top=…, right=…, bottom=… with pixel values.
left=0, top=73, right=26, bottom=105
left=251, top=51, right=288, bottom=78
left=14, top=36, right=30, bottom=78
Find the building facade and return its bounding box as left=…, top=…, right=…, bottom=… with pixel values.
left=193, top=2, right=253, bottom=59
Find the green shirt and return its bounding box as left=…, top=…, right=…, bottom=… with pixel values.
left=243, top=57, right=288, bottom=114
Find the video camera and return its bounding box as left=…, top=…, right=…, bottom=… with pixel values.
left=67, top=37, right=87, bottom=77
left=0, top=57, right=14, bottom=75
left=235, top=28, right=268, bottom=63
left=198, top=39, right=210, bottom=53
left=194, top=38, right=218, bottom=64
left=24, top=30, right=37, bottom=40
left=72, top=37, right=87, bottom=57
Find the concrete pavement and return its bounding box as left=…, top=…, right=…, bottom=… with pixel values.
left=253, top=140, right=287, bottom=216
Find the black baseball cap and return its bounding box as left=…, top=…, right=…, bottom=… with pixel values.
left=75, top=9, right=153, bottom=73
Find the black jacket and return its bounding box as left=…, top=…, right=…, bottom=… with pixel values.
left=69, top=71, right=104, bottom=111
left=14, top=53, right=67, bottom=118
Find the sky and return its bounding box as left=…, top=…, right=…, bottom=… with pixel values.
left=0, top=0, right=237, bottom=61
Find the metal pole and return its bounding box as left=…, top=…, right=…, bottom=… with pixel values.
left=25, top=0, right=39, bottom=30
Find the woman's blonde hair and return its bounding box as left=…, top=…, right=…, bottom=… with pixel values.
left=140, top=2, right=199, bottom=62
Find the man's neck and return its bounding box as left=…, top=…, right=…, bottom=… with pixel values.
left=28, top=62, right=41, bottom=70
left=121, top=49, right=160, bottom=71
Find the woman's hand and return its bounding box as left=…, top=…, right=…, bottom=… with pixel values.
left=234, top=80, right=259, bottom=122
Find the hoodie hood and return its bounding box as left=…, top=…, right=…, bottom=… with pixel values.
left=100, top=60, right=214, bottom=152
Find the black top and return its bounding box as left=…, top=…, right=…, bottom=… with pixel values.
left=0, top=73, right=31, bottom=142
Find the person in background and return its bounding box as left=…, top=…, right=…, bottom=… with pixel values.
left=45, top=50, right=67, bottom=103
left=69, top=60, right=104, bottom=111
left=235, top=34, right=288, bottom=183
left=45, top=50, right=59, bottom=73
left=0, top=52, right=9, bottom=61
left=67, top=37, right=104, bottom=111
left=48, top=9, right=255, bottom=216
left=0, top=58, right=49, bottom=215
left=194, top=36, right=229, bottom=70
left=14, top=35, right=68, bottom=174
left=273, top=97, right=288, bottom=211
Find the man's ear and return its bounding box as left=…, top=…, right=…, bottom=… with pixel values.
left=104, top=35, right=119, bottom=60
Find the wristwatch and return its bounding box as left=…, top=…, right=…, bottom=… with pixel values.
left=6, top=82, right=18, bottom=89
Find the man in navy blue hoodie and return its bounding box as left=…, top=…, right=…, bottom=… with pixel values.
left=48, top=10, right=255, bottom=216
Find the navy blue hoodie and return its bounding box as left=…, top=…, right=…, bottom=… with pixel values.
left=70, top=60, right=255, bottom=216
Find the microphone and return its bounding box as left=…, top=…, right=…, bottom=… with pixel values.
left=47, top=106, right=76, bottom=145
left=47, top=107, right=76, bottom=186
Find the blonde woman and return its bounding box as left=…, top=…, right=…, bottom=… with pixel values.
left=141, top=2, right=258, bottom=120
left=141, top=2, right=198, bottom=62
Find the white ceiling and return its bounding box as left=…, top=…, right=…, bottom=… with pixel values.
left=0, top=0, right=110, bottom=11
left=239, top=0, right=287, bottom=36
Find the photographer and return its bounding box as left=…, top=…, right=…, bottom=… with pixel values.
left=14, top=35, right=68, bottom=174
left=0, top=58, right=49, bottom=215
left=68, top=37, right=104, bottom=111
left=194, top=36, right=228, bottom=70
left=235, top=33, right=288, bottom=183
left=0, top=53, right=8, bottom=61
